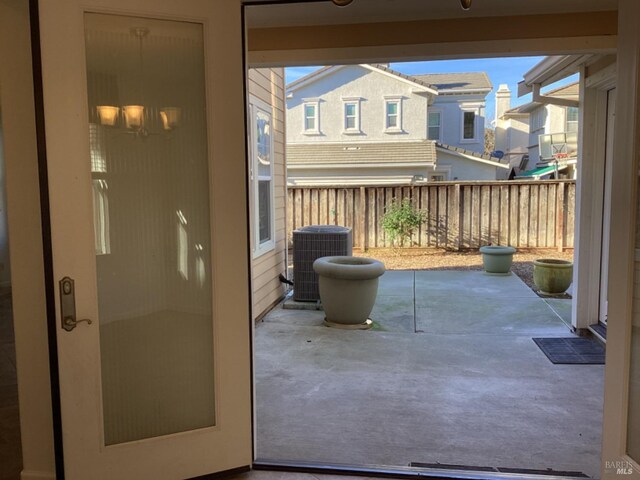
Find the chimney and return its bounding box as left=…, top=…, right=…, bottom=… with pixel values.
left=495, top=84, right=511, bottom=124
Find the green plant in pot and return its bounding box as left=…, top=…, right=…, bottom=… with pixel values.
left=381, top=198, right=425, bottom=248
left=533, top=259, right=573, bottom=295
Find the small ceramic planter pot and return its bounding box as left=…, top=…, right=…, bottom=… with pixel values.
left=533, top=259, right=573, bottom=295
left=313, top=256, right=385, bottom=329
left=479, top=245, right=516, bottom=275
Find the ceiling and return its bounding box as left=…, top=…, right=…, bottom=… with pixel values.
left=245, top=0, right=618, bottom=28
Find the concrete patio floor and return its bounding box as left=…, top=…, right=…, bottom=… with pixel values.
left=255, top=271, right=604, bottom=478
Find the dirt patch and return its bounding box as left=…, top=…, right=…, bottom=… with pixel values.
left=355, top=248, right=574, bottom=297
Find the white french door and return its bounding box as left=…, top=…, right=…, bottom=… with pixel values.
left=37, top=0, right=252, bottom=478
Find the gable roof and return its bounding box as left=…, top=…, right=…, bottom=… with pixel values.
left=286, top=64, right=438, bottom=95
left=502, top=104, right=531, bottom=117
left=507, top=81, right=579, bottom=114
left=413, top=72, right=492, bottom=92
left=545, top=82, right=579, bottom=98
left=287, top=141, right=437, bottom=166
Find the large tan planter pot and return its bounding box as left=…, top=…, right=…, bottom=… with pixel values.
left=533, top=259, right=573, bottom=295
left=313, top=256, right=385, bottom=329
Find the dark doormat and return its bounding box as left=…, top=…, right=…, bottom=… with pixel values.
left=533, top=337, right=605, bottom=365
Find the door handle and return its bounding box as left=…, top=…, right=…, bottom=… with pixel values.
left=59, top=277, right=93, bottom=332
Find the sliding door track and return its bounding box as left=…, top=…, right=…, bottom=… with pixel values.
left=253, top=459, right=590, bottom=480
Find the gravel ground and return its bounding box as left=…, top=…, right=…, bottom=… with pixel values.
left=356, top=248, right=574, bottom=296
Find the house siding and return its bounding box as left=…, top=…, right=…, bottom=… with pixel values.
left=528, top=104, right=571, bottom=163
left=435, top=150, right=500, bottom=181
left=431, top=94, right=487, bottom=154
left=287, top=65, right=430, bottom=144
left=248, top=68, right=287, bottom=320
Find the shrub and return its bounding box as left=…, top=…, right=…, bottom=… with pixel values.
left=381, top=198, right=425, bottom=247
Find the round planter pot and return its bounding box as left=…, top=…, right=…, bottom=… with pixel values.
left=313, top=256, right=385, bottom=329
left=479, top=245, right=516, bottom=275
left=533, top=259, right=573, bottom=295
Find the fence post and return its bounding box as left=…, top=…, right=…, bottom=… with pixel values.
left=557, top=182, right=566, bottom=252
left=449, top=183, right=461, bottom=251
left=359, top=186, right=367, bottom=251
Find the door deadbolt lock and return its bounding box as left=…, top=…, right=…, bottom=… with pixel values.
left=59, top=277, right=93, bottom=332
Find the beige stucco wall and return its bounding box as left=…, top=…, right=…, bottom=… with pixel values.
left=248, top=68, right=287, bottom=320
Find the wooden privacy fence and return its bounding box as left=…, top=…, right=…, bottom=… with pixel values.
left=287, top=180, right=575, bottom=251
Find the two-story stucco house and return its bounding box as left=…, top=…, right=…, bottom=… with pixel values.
left=285, top=64, right=508, bottom=186
left=494, top=84, right=531, bottom=178
left=495, top=81, right=579, bottom=179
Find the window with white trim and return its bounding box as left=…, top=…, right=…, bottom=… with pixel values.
left=428, top=111, right=441, bottom=141
left=462, top=110, right=477, bottom=140
left=250, top=99, right=275, bottom=257
left=566, top=106, right=579, bottom=133
left=344, top=101, right=360, bottom=132
left=303, top=101, right=319, bottom=133
left=385, top=99, right=401, bottom=131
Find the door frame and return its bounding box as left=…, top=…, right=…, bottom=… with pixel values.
left=16, top=0, right=639, bottom=477
left=28, top=0, right=65, bottom=477
left=601, top=1, right=640, bottom=476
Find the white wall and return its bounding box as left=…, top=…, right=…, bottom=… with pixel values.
left=431, top=94, right=487, bottom=154
left=287, top=65, right=430, bottom=144
left=435, top=150, right=500, bottom=181
left=528, top=103, right=568, bottom=163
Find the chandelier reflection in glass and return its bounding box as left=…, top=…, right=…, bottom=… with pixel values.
left=96, top=27, right=181, bottom=137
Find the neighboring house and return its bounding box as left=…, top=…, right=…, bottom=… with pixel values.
left=247, top=68, right=287, bottom=320
left=496, top=81, right=579, bottom=179
left=285, top=64, right=508, bottom=186
left=493, top=84, right=531, bottom=178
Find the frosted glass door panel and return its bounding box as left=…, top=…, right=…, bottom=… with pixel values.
left=84, top=13, right=215, bottom=446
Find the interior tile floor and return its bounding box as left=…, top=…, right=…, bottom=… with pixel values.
left=255, top=271, right=603, bottom=478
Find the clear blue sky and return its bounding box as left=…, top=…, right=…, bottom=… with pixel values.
left=285, top=57, right=579, bottom=126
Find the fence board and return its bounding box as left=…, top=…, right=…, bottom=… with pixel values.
left=377, top=188, right=385, bottom=247
left=461, top=186, right=472, bottom=248
left=287, top=180, right=575, bottom=250
left=519, top=184, right=530, bottom=247
left=448, top=185, right=461, bottom=250
left=508, top=184, right=519, bottom=247
left=480, top=185, right=491, bottom=245
left=499, top=185, right=510, bottom=246
left=547, top=183, right=557, bottom=247
left=490, top=186, right=501, bottom=244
